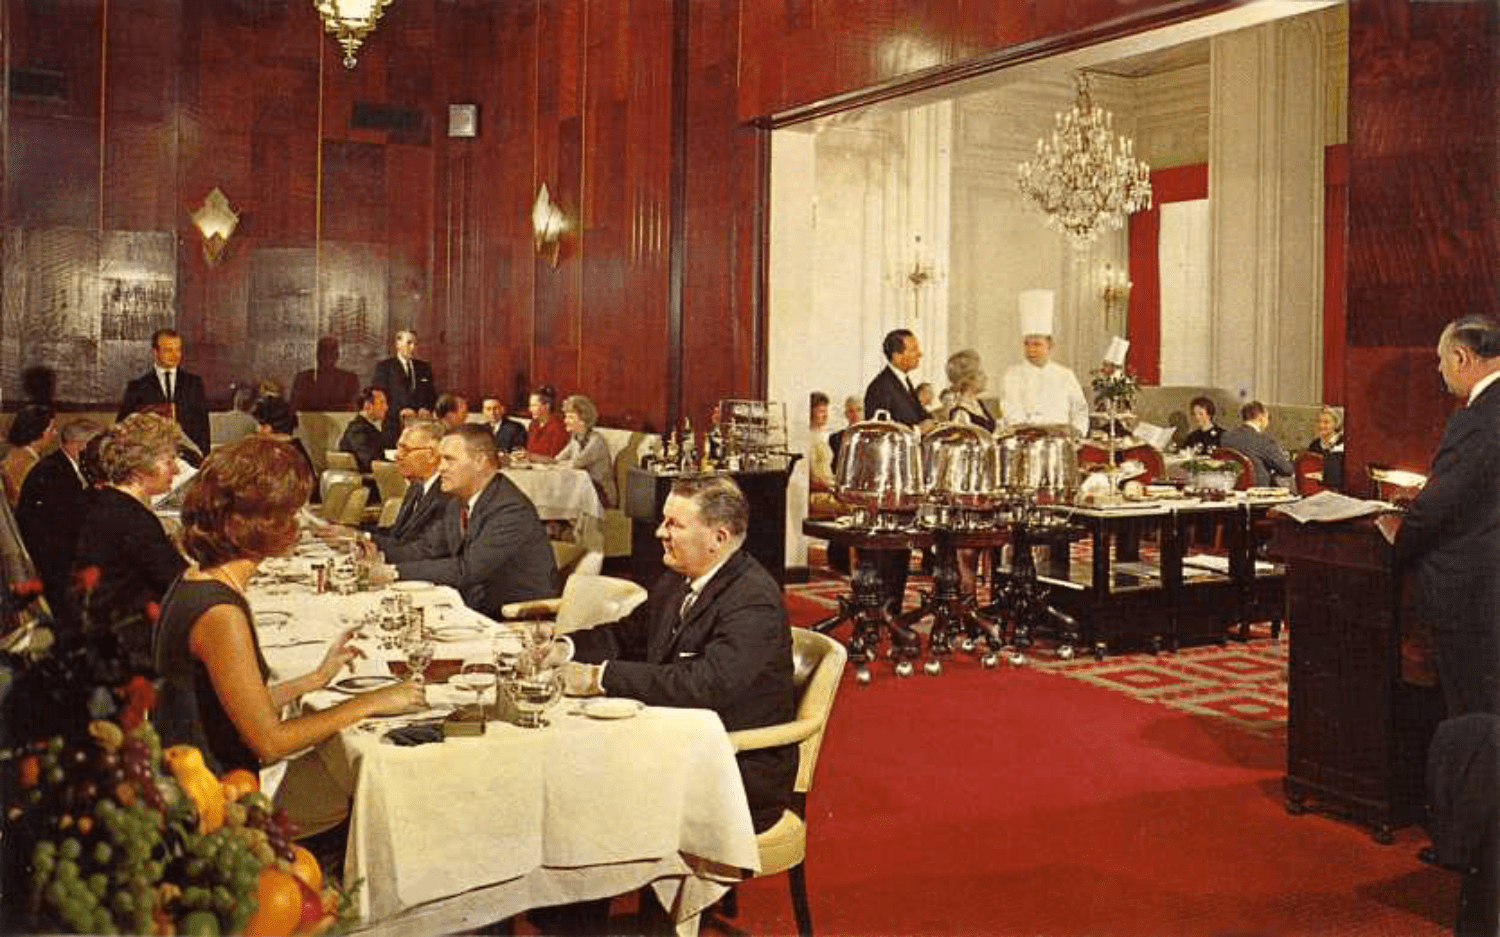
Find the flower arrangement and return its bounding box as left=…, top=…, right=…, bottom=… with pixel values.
left=1090, top=365, right=1139, bottom=409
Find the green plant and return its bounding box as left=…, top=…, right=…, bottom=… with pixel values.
left=1090, top=366, right=1139, bottom=408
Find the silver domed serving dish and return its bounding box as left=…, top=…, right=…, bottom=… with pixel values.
left=834, top=409, right=924, bottom=522
left=996, top=424, right=1079, bottom=502
left=920, top=413, right=999, bottom=510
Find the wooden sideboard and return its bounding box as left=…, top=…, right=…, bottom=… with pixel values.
left=624, top=466, right=791, bottom=588
left=1267, top=515, right=1445, bottom=842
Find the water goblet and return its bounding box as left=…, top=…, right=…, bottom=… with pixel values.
left=452, top=661, right=499, bottom=720
left=402, top=631, right=435, bottom=686
left=504, top=670, right=563, bottom=728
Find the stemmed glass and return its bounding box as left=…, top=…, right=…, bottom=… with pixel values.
left=401, top=627, right=435, bottom=686
left=452, top=661, right=499, bottom=720
left=514, top=623, right=554, bottom=678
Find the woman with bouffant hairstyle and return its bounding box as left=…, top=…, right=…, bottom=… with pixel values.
left=152, top=436, right=421, bottom=777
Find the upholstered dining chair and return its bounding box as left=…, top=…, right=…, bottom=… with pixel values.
left=324, top=450, right=359, bottom=472
left=319, top=480, right=357, bottom=523
left=370, top=459, right=407, bottom=504
left=499, top=573, right=648, bottom=635
left=1294, top=451, right=1325, bottom=496
left=1210, top=447, right=1255, bottom=490
left=711, top=627, right=848, bottom=937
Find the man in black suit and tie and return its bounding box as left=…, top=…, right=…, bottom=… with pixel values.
left=370, top=330, right=438, bottom=440
left=16, top=418, right=102, bottom=621
left=481, top=397, right=527, bottom=453
left=1379, top=315, right=1500, bottom=719
left=862, top=329, right=933, bottom=615
left=117, top=329, right=211, bottom=459
left=336, top=387, right=390, bottom=472
left=561, top=474, right=796, bottom=833
left=1220, top=401, right=1295, bottom=489
left=381, top=424, right=559, bottom=618
left=371, top=420, right=450, bottom=550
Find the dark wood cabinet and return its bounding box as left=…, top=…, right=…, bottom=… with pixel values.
left=624, top=466, right=790, bottom=588
left=1268, top=516, right=1445, bottom=842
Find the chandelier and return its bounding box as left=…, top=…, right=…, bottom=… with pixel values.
left=314, top=0, right=395, bottom=69
left=1017, top=73, right=1152, bottom=249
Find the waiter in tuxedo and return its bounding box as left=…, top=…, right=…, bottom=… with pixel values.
left=381, top=424, right=559, bottom=617
left=16, top=418, right=101, bottom=621
left=371, top=330, right=438, bottom=440
left=861, top=329, right=932, bottom=616
left=1379, top=314, right=1500, bottom=719
left=117, top=329, right=211, bottom=458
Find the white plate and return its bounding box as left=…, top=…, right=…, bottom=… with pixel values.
left=430, top=625, right=486, bottom=643
left=330, top=674, right=401, bottom=694
left=579, top=698, right=643, bottom=720
left=392, top=580, right=436, bottom=593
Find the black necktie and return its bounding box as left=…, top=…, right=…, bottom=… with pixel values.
left=163, top=370, right=174, bottom=402
left=404, top=360, right=414, bottom=392
left=392, top=483, right=422, bottom=533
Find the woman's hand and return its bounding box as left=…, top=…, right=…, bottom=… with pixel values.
left=364, top=681, right=426, bottom=717
left=313, top=627, right=364, bottom=686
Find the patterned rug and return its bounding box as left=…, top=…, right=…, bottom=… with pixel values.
left=786, top=567, right=1290, bottom=740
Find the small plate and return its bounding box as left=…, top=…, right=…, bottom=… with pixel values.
left=330, top=674, right=401, bottom=694
left=392, top=581, right=436, bottom=593
left=579, top=698, right=644, bottom=720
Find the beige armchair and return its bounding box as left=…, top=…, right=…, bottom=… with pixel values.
left=713, top=627, right=848, bottom=937
left=499, top=573, right=648, bottom=635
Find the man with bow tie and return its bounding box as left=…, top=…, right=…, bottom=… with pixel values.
left=117, top=329, right=211, bottom=458
left=381, top=424, right=558, bottom=618
left=561, top=474, right=796, bottom=833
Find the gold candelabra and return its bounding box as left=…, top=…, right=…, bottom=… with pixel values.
left=1101, top=263, right=1132, bottom=324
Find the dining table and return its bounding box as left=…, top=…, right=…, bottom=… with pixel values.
left=248, top=537, right=759, bottom=936
left=501, top=462, right=605, bottom=554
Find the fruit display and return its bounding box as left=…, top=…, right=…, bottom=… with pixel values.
left=2, top=719, right=352, bottom=935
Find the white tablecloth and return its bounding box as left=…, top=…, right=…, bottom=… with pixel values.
left=250, top=566, right=758, bottom=935
left=502, top=465, right=603, bottom=522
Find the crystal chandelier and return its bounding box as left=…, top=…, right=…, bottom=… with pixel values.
left=1018, top=73, right=1152, bottom=249
left=315, top=0, right=395, bottom=69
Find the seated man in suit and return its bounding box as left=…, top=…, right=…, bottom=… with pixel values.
left=1221, top=400, right=1295, bottom=489
left=117, top=328, right=211, bottom=459
left=337, top=387, right=391, bottom=472
left=560, top=474, right=796, bottom=833
left=373, top=420, right=449, bottom=550
left=380, top=424, right=559, bottom=618
left=16, top=418, right=102, bottom=621
left=434, top=393, right=469, bottom=429
left=481, top=397, right=527, bottom=453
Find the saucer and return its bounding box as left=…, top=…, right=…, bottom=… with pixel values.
left=578, top=698, right=643, bottom=720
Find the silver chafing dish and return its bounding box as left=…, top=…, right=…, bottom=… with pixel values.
left=834, top=409, right=923, bottom=527
left=919, top=412, right=999, bottom=527
left=996, top=424, right=1080, bottom=505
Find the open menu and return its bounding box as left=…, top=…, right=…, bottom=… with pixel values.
left=1272, top=490, right=1396, bottom=524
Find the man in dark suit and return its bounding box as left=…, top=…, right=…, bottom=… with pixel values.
left=336, top=387, right=390, bottom=472
left=117, top=328, right=211, bottom=458
left=371, top=420, right=450, bottom=551
left=1379, top=315, right=1500, bottom=718
left=863, top=328, right=933, bottom=430
left=290, top=336, right=360, bottom=412
left=1220, top=401, right=1295, bottom=489
left=862, top=329, right=932, bottom=615
left=481, top=397, right=527, bottom=453
left=562, top=474, right=796, bottom=832
left=370, top=330, right=438, bottom=440
left=382, top=424, right=559, bottom=617
left=16, top=418, right=101, bottom=621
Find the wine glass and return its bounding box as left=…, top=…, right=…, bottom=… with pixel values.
left=504, top=671, right=563, bottom=728
left=402, top=630, right=435, bottom=686
left=452, top=661, right=499, bottom=720
left=514, top=623, right=554, bottom=678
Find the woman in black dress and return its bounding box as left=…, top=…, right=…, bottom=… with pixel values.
left=1182, top=396, right=1225, bottom=454
left=73, top=413, right=188, bottom=667
left=152, top=436, right=421, bottom=776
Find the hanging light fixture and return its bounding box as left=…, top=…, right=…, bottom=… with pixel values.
left=1018, top=73, right=1152, bottom=249
left=314, top=0, right=395, bottom=69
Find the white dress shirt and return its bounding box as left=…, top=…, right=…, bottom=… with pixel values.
left=1000, top=360, right=1089, bottom=435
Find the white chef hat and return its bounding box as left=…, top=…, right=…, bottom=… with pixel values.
left=1018, top=289, right=1055, bottom=337
left=1102, top=335, right=1130, bottom=367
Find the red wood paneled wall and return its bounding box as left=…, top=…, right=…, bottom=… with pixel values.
left=3, top=0, right=1495, bottom=474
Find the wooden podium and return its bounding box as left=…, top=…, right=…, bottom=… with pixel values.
left=1267, top=515, right=1445, bottom=842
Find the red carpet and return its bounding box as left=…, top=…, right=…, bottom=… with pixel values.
left=708, top=582, right=1460, bottom=937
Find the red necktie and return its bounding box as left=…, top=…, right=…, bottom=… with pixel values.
left=459, top=503, right=470, bottom=536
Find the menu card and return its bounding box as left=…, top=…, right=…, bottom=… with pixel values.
left=1273, top=490, right=1396, bottom=524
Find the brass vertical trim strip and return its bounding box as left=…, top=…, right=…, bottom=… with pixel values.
left=315, top=31, right=325, bottom=327
left=98, top=0, right=109, bottom=233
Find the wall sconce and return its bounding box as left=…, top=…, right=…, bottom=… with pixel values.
left=190, top=187, right=239, bottom=267
left=1101, top=262, right=1132, bottom=323
left=531, top=183, right=571, bottom=268
left=315, top=0, right=396, bottom=69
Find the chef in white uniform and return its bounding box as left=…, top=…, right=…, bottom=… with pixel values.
left=1000, top=289, right=1090, bottom=435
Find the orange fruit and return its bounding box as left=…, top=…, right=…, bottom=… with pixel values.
left=288, top=845, right=322, bottom=892
left=243, top=868, right=303, bottom=937
left=219, top=768, right=259, bottom=803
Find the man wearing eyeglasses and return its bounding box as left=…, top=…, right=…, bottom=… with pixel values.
left=364, top=420, right=453, bottom=552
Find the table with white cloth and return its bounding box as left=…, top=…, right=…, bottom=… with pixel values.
left=502, top=464, right=605, bottom=555
left=249, top=551, right=758, bottom=936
